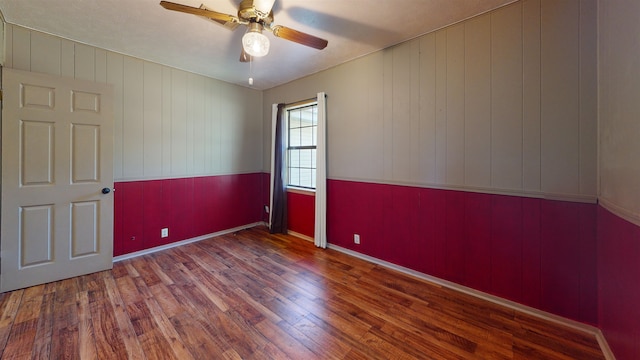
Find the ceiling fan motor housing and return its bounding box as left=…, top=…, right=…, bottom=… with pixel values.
left=238, top=0, right=273, bottom=25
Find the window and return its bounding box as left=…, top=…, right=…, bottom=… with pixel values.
left=287, top=102, right=317, bottom=189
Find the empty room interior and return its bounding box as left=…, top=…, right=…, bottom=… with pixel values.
left=0, top=0, right=638, bottom=359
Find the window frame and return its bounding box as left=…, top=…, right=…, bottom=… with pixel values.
left=285, top=100, right=318, bottom=191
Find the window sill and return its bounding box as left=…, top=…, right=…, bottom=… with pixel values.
left=287, top=187, right=315, bottom=196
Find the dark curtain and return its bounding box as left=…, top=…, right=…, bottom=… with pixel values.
left=270, top=103, right=287, bottom=234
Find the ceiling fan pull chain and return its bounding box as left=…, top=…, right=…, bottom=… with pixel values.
left=249, top=56, right=254, bottom=86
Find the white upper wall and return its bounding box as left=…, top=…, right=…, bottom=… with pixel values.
left=3, top=24, right=264, bottom=181
left=2, top=0, right=600, bottom=203
left=598, top=0, right=640, bottom=224
left=264, top=0, right=597, bottom=202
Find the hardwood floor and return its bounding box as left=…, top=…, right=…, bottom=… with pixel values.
left=0, top=226, right=605, bottom=359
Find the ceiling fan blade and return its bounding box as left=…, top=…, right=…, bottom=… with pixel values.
left=160, top=1, right=239, bottom=24
left=239, top=48, right=252, bottom=62
left=271, top=25, right=328, bottom=50
left=200, top=4, right=240, bottom=30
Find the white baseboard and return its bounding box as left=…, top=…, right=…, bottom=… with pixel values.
left=112, top=222, right=263, bottom=262
left=328, top=243, right=616, bottom=360
left=286, top=230, right=314, bottom=242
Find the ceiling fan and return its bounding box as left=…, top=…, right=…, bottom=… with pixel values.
left=159, top=0, right=328, bottom=62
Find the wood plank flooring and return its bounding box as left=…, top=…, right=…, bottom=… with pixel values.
left=0, top=226, right=605, bottom=359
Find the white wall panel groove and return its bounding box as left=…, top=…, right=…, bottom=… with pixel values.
left=491, top=4, right=523, bottom=191
left=522, top=0, right=542, bottom=193
left=365, top=52, right=385, bottom=181
left=434, top=31, right=448, bottom=185
left=418, top=34, right=437, bottom=185
left=106, top=51, right=124, bottom=179
left=409, top=39, right=421, bottom=184
left=142, top=62, right=163, bottom=178
left=540, top=0, right=581, bottom=196
left=445, top=23, right=466, bottom=186
left=578, top=0, right=597, bottom=198
left=392, top=41, right=412, bottom=182
left=30, top=31, right=60, bottom=75
left=382, top=49, right=394, bottom=181
left=464, top=14, right=491, bottom=189
left=122, top=57, right=144, bottom=178
left=74, top=44, right=96, bottom=81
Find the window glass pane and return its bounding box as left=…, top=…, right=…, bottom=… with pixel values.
left=289, top=128, right=301, bottom=147
left=311, top=169, right=316, bottom=188
left=289, top=167, right=300, bottom=186
left=300, top=126, right=313, bottom=146
left=300, top=149, right=312, bottom=168
left=289, top=109, right=301, bottom=129
left=300, top=107, right=314, bottom=127
left=300, top=168, right=312, bottom=188
left=311, top=149, right=316, bottom=168
left=289, top=149, right=300, bottom=167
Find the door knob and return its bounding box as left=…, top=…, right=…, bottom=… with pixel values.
left=102, top=187, right=111, bottom=194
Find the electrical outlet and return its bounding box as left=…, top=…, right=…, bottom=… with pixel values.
left=354, top=234, right=360, bottom=244
left=161, top=228, right=169, bottom=238
left=264, top=205, right=269, bottom=213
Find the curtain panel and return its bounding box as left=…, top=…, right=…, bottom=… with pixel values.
left=269, top=103, right=287, bottom=234
left=314, top=92, right=327, bottom=248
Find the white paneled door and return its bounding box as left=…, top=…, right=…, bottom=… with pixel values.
left=1, top=68, right=114, bottom=292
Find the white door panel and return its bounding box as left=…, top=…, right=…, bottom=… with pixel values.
left=1, top=68, right=114, bottom=292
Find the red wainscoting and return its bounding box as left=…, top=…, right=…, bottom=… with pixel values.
left=598, top=206, right=640, bottom=360
left=287, top=190, right=315, bottom=238
left=261, top=173, right=315, bottom=238
left=262, top=173, right=271, bottom=223
left=326, top=179, right=598, bottom=326
left=113, top=173, right=263, bottom=256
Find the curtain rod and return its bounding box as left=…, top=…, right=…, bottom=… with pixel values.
left=285, top=94, right=327, bottom=108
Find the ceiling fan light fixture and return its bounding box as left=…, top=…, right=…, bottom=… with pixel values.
left=242, top=22, right=270, bottom=57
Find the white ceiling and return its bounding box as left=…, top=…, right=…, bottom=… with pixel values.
left=0, top=0, right=516, bottom=90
